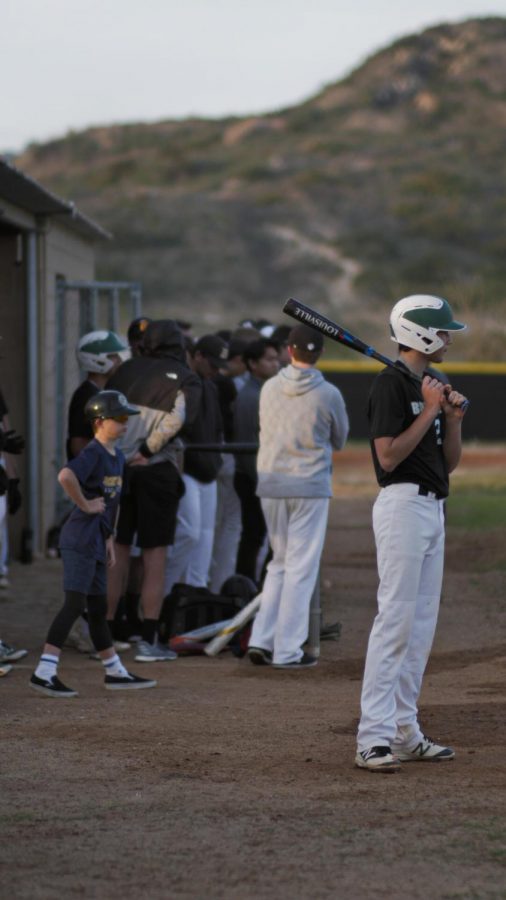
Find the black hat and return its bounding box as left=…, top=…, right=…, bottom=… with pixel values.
left=271, top=324, right=291, bottom=346
left=194, top=334, right=229, bottom=369
left=127, top=316, right=152, bottom=344
left=142, top=320, right=184, bottom=355
left=288, top=324, right=324, bottom=353
left=84, top=390, right=139, bottom=421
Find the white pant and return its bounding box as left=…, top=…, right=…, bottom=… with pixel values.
left=249, top=497, right=329, bottom=664
left=164, top=474, right=217, bottom=595
left=357, top=484, right=445, bottom=751
left=208, top=455, right=241, bottom=594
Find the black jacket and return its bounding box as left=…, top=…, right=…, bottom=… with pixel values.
left=107, top=355, right=201, bottom=466
left=181, top=377, right=223, bottom=483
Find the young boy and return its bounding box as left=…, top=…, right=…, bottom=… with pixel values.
left=30, top=390, right=156, bottom=697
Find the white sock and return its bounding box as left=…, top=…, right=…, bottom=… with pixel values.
left=35, top=654, right=59, bottom=681
left=102, top=653, right=129, bottom=677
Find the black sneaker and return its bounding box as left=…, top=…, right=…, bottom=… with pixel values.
left=29, top=673, right=78, bottom=698
left=272, top=653, right=318, bottom=669
left=104, top=672, right=157, bottom=690
left=247, top=646, right=273, bottom=666
left=355, top=746, right=401, bottom=773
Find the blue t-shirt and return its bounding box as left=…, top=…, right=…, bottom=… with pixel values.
left=59, top=439, right=125, bottom=561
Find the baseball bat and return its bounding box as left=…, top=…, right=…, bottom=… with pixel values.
left=168, top=637, right=206, bottom=654
left=168, top=618, right=236, bottom=655
left=283, top=297, right=396, bottom=368
left=174, top=618, right=233, bottom=642
left=283, top=297, right=469, bottom=411
left=204, top=595, right=261, bottom=657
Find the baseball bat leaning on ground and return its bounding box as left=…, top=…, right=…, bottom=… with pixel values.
left=283, top=297, right=469, bottom=411
left=168, top=618, right=234, bottom=654
left=204, top=596, right=261, bottom=657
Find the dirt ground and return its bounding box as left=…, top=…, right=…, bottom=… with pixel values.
left=1, top=445, right=506, bottom=900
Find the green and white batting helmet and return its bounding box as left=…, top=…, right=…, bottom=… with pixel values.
left=76, top=330, right=127, bottom=374
left=390, top=294, right=466, bottom=354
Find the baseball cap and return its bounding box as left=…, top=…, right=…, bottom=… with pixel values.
left=288, top=324, right=324, bottom=352
left=194, top=334, right=229, bottom=369
left=127, top=316, right=152, bottom=344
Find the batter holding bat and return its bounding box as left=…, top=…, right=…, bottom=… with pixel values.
left=354, top=294, right=468, bottom=772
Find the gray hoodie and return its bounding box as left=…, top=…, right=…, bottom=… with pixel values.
left=256, top=364, right=349, bottom=498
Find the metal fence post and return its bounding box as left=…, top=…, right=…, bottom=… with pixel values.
left=306, top=575, right=321, bottom=658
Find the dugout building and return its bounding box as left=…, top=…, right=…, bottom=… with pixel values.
left=0, top=157, right=141, bottom=560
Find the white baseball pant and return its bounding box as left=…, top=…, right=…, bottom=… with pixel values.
left=164, top=474, right=217, bottom=595
left=208, top=455, right=241, bottom=594
left=249, top=497, right=329, bottom=664
left=357, top=483, right=445, bottom=751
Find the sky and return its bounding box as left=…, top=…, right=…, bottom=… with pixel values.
left=2, top=0, right=505, bottom=152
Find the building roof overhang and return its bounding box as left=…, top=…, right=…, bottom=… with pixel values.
left=0, top=158, right=111, bottom=241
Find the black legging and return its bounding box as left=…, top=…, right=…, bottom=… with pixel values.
left=46, top=592, right=112, bottom=652
left=234, top=472, right=267, bottom=582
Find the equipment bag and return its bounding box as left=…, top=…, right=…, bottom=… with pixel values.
left=158, top=582, right=249, bottom=643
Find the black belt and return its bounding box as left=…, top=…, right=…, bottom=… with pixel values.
left=418, top=485, right=445, bottom=500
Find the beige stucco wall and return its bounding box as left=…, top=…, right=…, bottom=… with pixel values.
left=0, top=197, right=98, bottom=556
left=40, top=222, right=96, bottom=548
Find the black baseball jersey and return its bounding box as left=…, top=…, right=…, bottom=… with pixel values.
left=368, top=362, right=449, bottom=498
left=66, top=380, right=98, bottom=460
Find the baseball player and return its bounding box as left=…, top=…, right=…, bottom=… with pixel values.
left=355, top=294, right=467, bottom=772
left=127, top=316, right=152, bottom=358
left=67, top=331, right=127, bottom=460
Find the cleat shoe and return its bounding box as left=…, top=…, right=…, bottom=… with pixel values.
left=29, top=673, right=78, bottom=698
left=0, top=664, right=13, bottom=677
left=104, top=672, right=157, bottom=690
left=355, top=746, right=401, bottom=773
left=393, top=734, right=455, bottom=762
left=134, top=641, right=178, bottom=662
left=247, top=646, right=272, bottom=666
left=273, top=652, right=317, bottom=669
left=0, top=640, right=28, bottom=662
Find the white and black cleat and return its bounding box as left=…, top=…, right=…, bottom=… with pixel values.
left=355, top=746, right=401, bottom=773
left=392, top=734, right=455, bottom=762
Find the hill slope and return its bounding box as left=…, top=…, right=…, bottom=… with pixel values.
left=17, top=16, right=506, bottom=355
